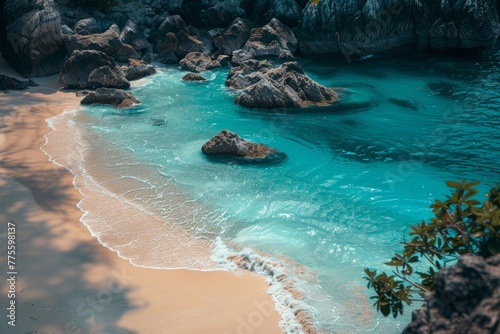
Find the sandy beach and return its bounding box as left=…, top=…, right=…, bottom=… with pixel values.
left=0, top=59, right=283, bottom=333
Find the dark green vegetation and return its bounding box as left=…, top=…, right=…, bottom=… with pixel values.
left=364, top=180, right=500, bottom=317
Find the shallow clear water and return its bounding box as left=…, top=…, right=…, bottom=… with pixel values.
left=46, top=49, right=500, bottom=333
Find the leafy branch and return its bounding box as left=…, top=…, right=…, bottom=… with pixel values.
left=364, top=180, right=500, bottom=317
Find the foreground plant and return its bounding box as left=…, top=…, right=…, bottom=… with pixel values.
left=364, top=180, right=500, bottom=317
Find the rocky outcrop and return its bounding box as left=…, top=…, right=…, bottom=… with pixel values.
left=119, top=19, right=150, bottom=52
left=73, top=18, right=101, bottom=35
left=227, top=61, right=338, bottom=108
left=202, top=130, right=287, bottom=164
left=59, top=50, right=129, bottom=89
left=182, top=73, right=207, bottom=81
left=237, top=18, right=298, bottom=61
left=2, top=0, right=66, bottom=77
left=0, top=74, right=37, bottom=91
left=80, top=88, right=139, bottom=108
left=403, top=255, right=500, bottom=334
left=123, top=59, right=156, bottom=81
left=199, top=0, right=246, bottom=28
left=298, top=0, right=500, bottom=58
left=179, top=52, right=229, bottom=72
left=243, top=0, right=303, bottom=27
left=213, top=18, right=252, bottom=56
left=64, top=23, right=122, bottom=56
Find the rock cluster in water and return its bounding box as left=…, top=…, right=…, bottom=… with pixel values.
left=201, top=130, right=287, bottom=164
left=403, top=254, right=500, bottom=334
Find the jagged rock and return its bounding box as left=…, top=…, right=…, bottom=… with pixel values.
left=200, top=0, right=246, bottom=28
left=113, top=44, right=141, bottom=62
left=120, top=19, right=150, bottom=51
left=243, top=18, right=298, bottom=59
left=2, top=0, right=66, bottom=77
left=228, top=61, right=338, bottom=108
left=213, top=18, right=252, bottom=56
left=61, top=24, right=74, bottom=35
left=60, top=50, right=129, bottom=89
left=206, top=55, right=230, bottom=70
left=73, top=17, right=101, bottom=35
left=403, top=255, right=500, bottom=334
left=179, top=52, right=212, bottom=72
left=298, top=0, right=500, bottom=58
left=202, top=130, right=287, bottom=164
left=80, top=88, right=139, bottom=108
left=159, top=50, right=179, bottom=64
left=153, top=14, right=186, bottom=51
left=124, top=59, right=156, bottom=81
left=243, top=0, right=303, bottom=27
left=231, top=49, right=255, bottom=65
left=0, top=74, right=37, bottom=90
left=64, top=24, right=122, bottom=56
left=182, top=73, right=207, bottom=81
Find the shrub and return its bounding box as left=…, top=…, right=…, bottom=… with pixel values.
left=364, top=180, right=500, bottom=317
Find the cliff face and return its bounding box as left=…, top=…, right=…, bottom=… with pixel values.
left=298, top=0, right=500, bottom=59
left=403, top=255, right=500, bottom=334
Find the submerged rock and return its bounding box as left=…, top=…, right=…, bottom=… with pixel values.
left=403, top=254, right=500, bottom=334
left=227, top=61, right=338, bottom=108
left=80, top=88, right=139, bottom=108
left=387, top=98, right=419, bottom=111
left=182, top=73, right=207, bottom=81
left=59, top=50, right=129, bottom=89
left=202, top=130, right=287, bottom=164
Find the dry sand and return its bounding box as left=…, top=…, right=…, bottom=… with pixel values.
left=0, top=59, right=283, bottom=334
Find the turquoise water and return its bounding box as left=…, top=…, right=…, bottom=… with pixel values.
left=48, top=49, right=500, bottom=333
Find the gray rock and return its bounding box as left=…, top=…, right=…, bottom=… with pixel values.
left=225, top=59, right=272, bottom=88
left=202, top=129, right=287, bottom=164
left=3, top=0, right=65, bottom=77
left=213, top=18, right=252, bottom=56
left=64, top=24, right=122, bottom=56
left=120, top=19, right=150, bottom=51
left=159, top=50, right=179, bottom=64
left=80, top=88, right=139, bottom=108
left=0, top=74, right=37, bottom=90
left=298, top=0, right=500, bottom=58
left=73, top=17, right=101, bottom=35
left=245, top=0, right=303, bottom=27
left=179, top=52, right=212, bottom=73
left=230, top=49, right=255, bottom=65
left=229, top=61, right=338, bottom=108
left=59, top=50, right=130, bottom=89
left=200, top=0, right=246, bottom=28
left=113, top=44, right=142, bottom=63
left=61, top=24, right=74, bottom=35
left=403, top=255, right=500, bottom=334
left=124, top=59, right=156, bottom=81
left=182, top=73, right=207, bottom=81
left=243, top=18, right=298, bottom=59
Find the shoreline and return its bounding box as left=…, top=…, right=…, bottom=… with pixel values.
left=0, top=61, right=284, bottom=333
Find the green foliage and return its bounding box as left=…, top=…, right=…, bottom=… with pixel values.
left=364, top=180, right=500, bottom=318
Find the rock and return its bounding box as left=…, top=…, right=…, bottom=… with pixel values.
left=113, top=44, right=141, bottom=63
left=2, top=0, right=66, bottom=77
left=179, top=52, right=212, bottom=73
left=387, top=98, right=419, bottom=111
left=200, top=0, right=246, bottom=28
left=80, top=88, right=139, bottom=108
left=201, top=130, right=287, bottom=164
left=64, top=24, right=122, bottom=56
left=175, top=28, right=213, bottom=58
left=206, top=55, right=230, bottom=70
left=213, top=18, right=252, bottom=56
left=231, top=49, right=256, bottom=65
left=73, top=17, right=101, bottom=35
left=159, top=50, right=179, bottom=64
left=60, top=50, right=130, bottom=89
left=228, top=61, right=338, bottom=108
left=243, top=18, right=298, bottom=59
left=124, top=59, right=156, bottom=81
left=182, top=73, right=207, bottom=81
left=403, top=254, right=500, bottom=334
left=61, top=24, right=74, bottom=35
left=0, top=74, right=37, bottom=90
left=243, top=0, right=303, bottom=27
left=120, top=19, right=150, bottom=51
left=298, top=0, right=500, bottom=58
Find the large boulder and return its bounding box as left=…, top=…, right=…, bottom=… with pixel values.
left=80, top=88, right=139, bottom=108
left=243, top=0, right=303, bottom=27
left=200, top=0, right=246, bottom=28
left=403, top=255, right=500, bottom=334
left=0, top=74, right=37, bottom=90
left=213, top=18, right=252, bottom=56
left=242, top=18, right=298, bottom=60
left=202, top=130, right=287, bottom=164
left=2, top=0, right=66, bottom=77
left=73, top=17, right=101, bottom=35
left=228, top=61, right=338, bottom=108
left=64, top=23, right=122, bottom=56
left=59, top=50, right=129, bottom=89
left=182, top=73, right=207, bottom=81
left=113, top=43, right=141, bottom=63
left=179, top=52, right=228, bottom=72
left=120, top=19, right=150, bottom=51
left=123, top=59, right=156, bottom=81
left=298, top=0, right=500, bottom=58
